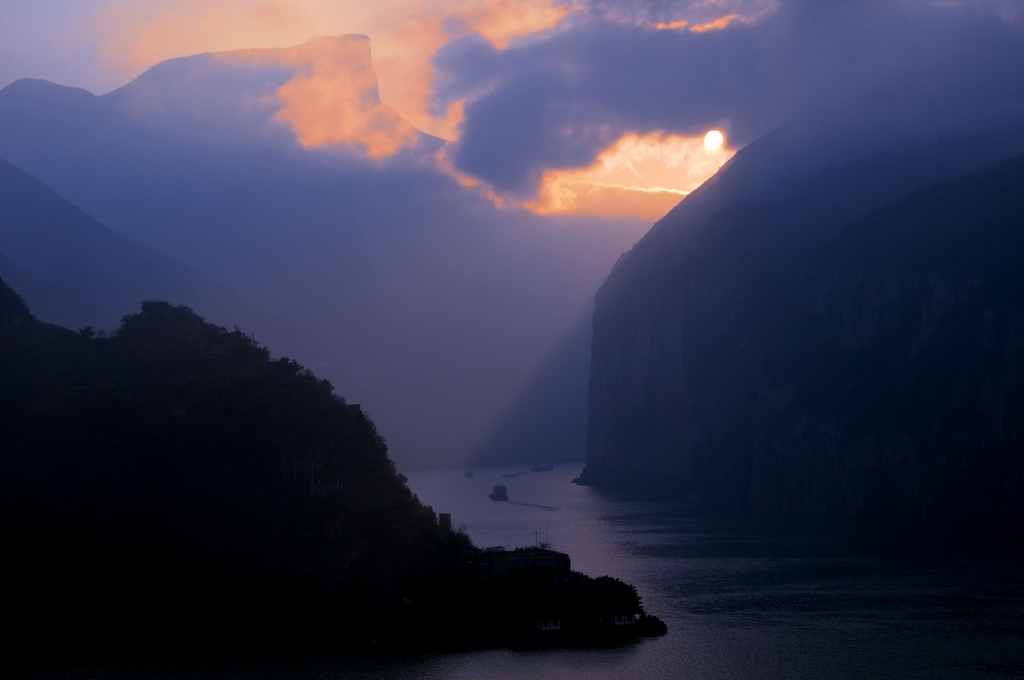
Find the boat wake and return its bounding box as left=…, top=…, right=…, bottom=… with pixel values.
left=507, top=500, right=559, bottom=512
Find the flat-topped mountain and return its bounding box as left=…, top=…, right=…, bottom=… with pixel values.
left=0, top=34, right=427, bottom=152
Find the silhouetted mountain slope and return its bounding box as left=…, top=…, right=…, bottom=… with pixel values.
left=0, top=156, right=346, bottom=380
left=0, top=281, right=458, bottom=659
left=0, top=249, right=98, bottom=327
left=0, top=271, right=32, bottom=322
left=0, top=281, right=663, bottom=661
left=0, top=40, right=648, bottom=468
left=583, top=136, right=1024, bottom=531
left=1, top=154, right=208, bottom=329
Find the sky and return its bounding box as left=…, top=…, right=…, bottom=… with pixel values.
left=3, top=1, right=1024, bottom=218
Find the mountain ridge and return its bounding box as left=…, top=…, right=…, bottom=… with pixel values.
left=0, top=155, right=350, bottom=380
left=582, top=145, right=1024, bottom=529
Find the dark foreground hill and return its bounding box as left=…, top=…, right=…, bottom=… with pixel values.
left=0, top=280, right=662, bottom=665
left=582, top=143, right=1024, bottom=535
left=0, top=281, right=448, bottom=660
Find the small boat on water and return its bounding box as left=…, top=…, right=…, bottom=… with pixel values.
left=489, top=484, right=508, bottom=501
left=531, top=463, right=554, bottom=472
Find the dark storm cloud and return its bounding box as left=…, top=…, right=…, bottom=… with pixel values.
left=435, top=0, right=1024, bottom=195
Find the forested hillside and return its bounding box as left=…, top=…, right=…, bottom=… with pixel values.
left=1, top=279, right=662, bottom=662
left=0, top=281, right=460, bottom=659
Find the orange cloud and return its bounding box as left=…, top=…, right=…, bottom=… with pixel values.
left=218, top=35, right=419, bottom=157
left=89, top=0, right=578, bottom=143
left=456, top=0, right=577, bottom=49
left=653, top=20, right=690, bottom=31
left=524, top=131, right=735, bottom=219
left=433, top=145, right=511, bottom=207
left=607, top=1, right=778, bottom=35
left=86, top=1, right=751, bottom=164
left=92, top=1, right=319, bottom=79
left=690, top=13, right=744, bottom=32
left=373, top=0, right=579, bottom=140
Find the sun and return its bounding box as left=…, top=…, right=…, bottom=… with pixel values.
left=524, top=131, right=737, bottom=218
left=704, top=129, right=724, bottom=151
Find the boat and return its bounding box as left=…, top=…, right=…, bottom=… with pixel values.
left=489, top=484, right=509, bottom=501
left=531, top=463, right=554, bottom=472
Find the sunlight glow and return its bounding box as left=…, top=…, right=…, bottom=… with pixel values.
left=89, top=0, right=579, bottom=143
left=652, top=19, right=689, bottom=31
left=84, top=0, right=758, bottom=162
left=704, top=129, right=724, bottom=150
left=216, top=35, right=419, bottom=157
left=615, top=1, right=779, bottom=33
left=690, top=13, right=744, bottom=33
left=524, top=131, right=735, bottom=219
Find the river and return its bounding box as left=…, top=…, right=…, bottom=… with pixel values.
left=29, top=463, right=1023, bottom=679
left=397, top=463, right=1024, bottom=679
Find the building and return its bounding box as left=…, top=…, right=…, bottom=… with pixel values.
left=465, top=547, right=571, bottom=583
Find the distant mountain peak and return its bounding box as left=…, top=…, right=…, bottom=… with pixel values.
left=0, top=78, right=97, bottom=108
left=103, top=33, right=420, bottom=157
left=0, top=276, right=31, bottom=326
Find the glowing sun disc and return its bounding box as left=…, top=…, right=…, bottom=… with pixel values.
left=704, top=129, right=724, bottom=150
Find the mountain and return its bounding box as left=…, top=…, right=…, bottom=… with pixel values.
left=0, top=36, right=648, bottom=469
left=0, top=279, right=664, bottom=661
left=0, top=155, right=343, bottom=378
left=581, top=105, right=1024, bottom=531
left=0, top=278, right=455, bottom=660
left=0, top=249, right=94, bottom=327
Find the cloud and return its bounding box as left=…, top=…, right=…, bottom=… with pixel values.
left=86, top=0, right=579, bottom=141
left=65, top=0, right=757, bottom=204
left=524, top=131, right=734, bottom=218
left=437, top=0, right=1024, bottom=195
left=214, top=35, right=420, bottom=157
left=371, top=0, right=580, bottom=140
left=435, top=20, right=761, bottom=194
left=44, top=0, right=1024, bottom=211
left=690, top=12, right=745, bottom=32
left=591, top=0, right=779, bottom=32
left=90, top=0, right=320, bottom=77
left=82, top=0, right=758, bottom=145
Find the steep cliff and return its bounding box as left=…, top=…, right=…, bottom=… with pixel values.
left=582, top=134, right=1024, bottom=528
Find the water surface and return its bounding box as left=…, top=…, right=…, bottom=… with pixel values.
left=400, top=464, right=1024, bottom=679
left=30, top=464, right=1024, bottom=679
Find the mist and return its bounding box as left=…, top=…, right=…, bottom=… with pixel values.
left=0, top=44, right=649, bottom=470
